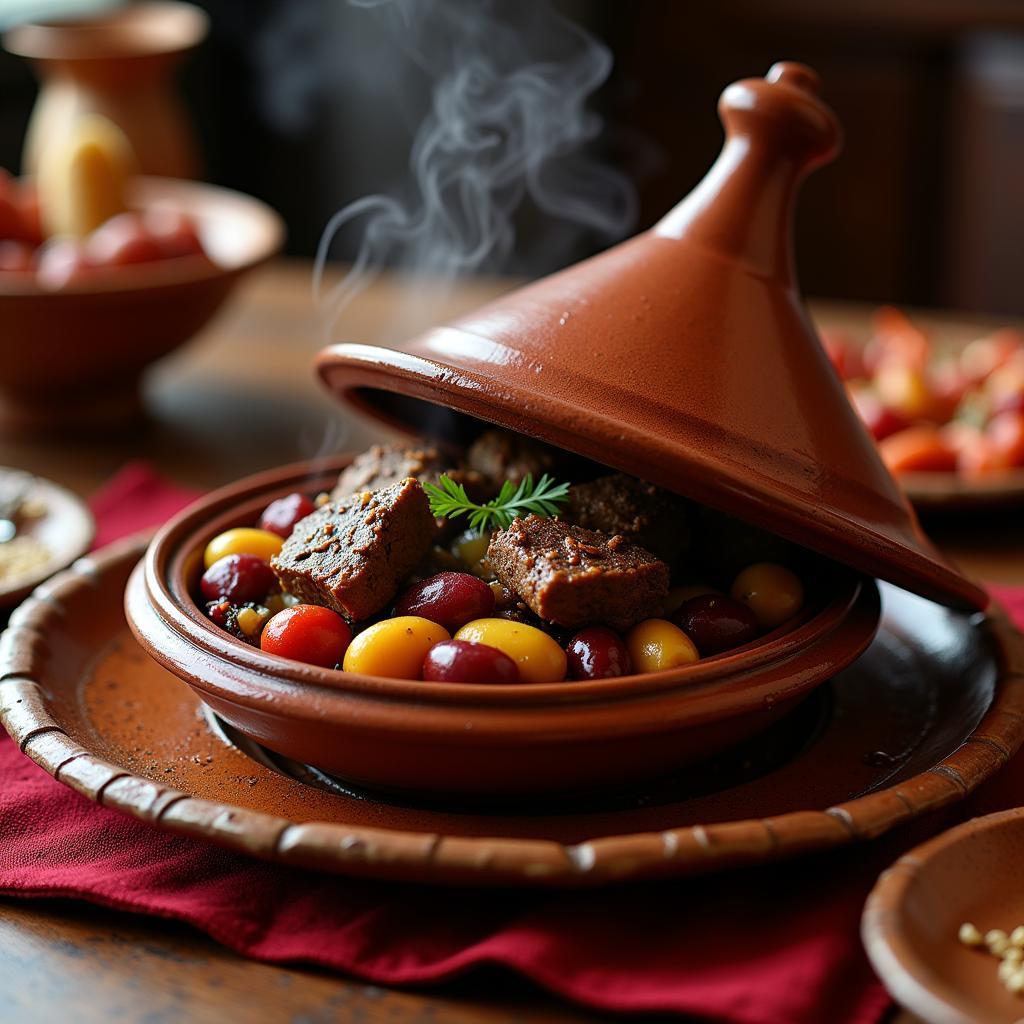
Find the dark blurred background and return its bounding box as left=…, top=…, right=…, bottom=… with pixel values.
left=2, top=0, right=1021, bottom=314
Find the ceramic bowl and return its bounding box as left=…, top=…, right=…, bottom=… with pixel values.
left=863, top=808, right=1024, bottom=1024
left=0, top=176, right=283, bottom=431
left=126, top=456, right=882, bottom=799
left=0, top=469, right=94, bottom=607
left=315, top=62, right=986, bottom=615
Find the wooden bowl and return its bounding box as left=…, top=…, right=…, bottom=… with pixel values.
left=864, top=809, right=1024, bottom=1024
left=0, top=176, right=283, bottom=431
left=125, top=456, right=882, bottom=799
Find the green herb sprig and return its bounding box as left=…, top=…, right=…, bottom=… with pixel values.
left=424, top=473, right=570, bottom=533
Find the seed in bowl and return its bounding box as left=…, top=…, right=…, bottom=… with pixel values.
left=394, top=571, right=495, bottom=632
left=958, top=920, right=1024, bottom=997
left=259, top=492, right=316, bottom=538
left=626, top=619, right=699, bottom=673
left=674, top=594, right=759, bottom=656
left=200, top=554, right=277, bottom=604
left=566, top=627, right=632, bottom=680
left=455, top=618, right=567, bottom=684
left=452, top=529, right=491, bottom=577
left=731, top=563, right=805, bottom=629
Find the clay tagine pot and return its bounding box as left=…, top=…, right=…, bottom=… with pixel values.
left=128, top=62, right=983, bottom=798
left=318, top=61, right=985, bottom=614
left=128, top=457, right=881, bottom=796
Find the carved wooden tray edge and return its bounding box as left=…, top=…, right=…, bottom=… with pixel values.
left=2, top=536, right=1022, bottom=888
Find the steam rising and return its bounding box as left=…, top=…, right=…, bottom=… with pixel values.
left=314, top=0, right=636, bottom=338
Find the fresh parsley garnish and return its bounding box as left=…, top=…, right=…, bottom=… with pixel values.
left=424, top=473, right=570, bottom=533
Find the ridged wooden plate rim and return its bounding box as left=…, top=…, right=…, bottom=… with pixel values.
left=2, top=536, right=1024, bottom=887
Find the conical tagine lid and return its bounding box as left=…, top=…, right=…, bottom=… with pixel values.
left=318, top=62, right=986, bottom=611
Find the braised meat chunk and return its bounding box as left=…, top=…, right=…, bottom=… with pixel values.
left=332, top=443, right=450, bottom=501
left=466, top=429, right=558, bottom=489
left=487, top=514, right=669, bottom=631
left=272, top=478, right=435, bottom=622
left=567, top=473, right=689, bottom=566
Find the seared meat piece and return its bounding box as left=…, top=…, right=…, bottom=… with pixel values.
left=332, top=442, right=484, bottom=540
left=333, top=443, right=455, bottom=500
left=487, top=514, right=669, bottom=631
left=567, top=474, right=689, bottom=566
left=272, top=478, right=436, bottom=622
left=466, top=429, right=558, bottom=489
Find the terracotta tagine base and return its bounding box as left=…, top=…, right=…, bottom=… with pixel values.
left=125, top=457, right=881, bottom=799
left=2, top=536, right=1021, bottom=886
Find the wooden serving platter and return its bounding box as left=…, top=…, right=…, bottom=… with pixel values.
left=2, top=537, right=1023, bottom=887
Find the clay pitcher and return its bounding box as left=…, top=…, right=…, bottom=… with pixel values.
left=4, top=1, right=207, bottom=178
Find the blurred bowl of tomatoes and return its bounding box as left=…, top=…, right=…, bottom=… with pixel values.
left=0, top=172, right=283, bottom=431
left=824, top=306, right=1024, bottom=510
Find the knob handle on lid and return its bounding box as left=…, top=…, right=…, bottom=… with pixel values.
left=656, top=61, right=842, bottom=283
left=318, top=59, right=987, bottom=613
left=766, top=61, right=820, bottom=92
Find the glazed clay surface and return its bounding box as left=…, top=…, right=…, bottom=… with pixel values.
left=316, top=63, right=984, bottom=611
left=127, top=458, right=880, bottom=798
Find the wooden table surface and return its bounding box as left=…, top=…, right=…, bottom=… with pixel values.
left=1, top=259, right=1020, bottom=1023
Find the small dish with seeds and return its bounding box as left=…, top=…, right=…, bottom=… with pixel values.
left=0, top=468, right=93, bottom=608
left=864, top=807, right=1024, bottom=1024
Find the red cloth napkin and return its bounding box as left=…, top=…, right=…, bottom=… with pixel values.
left=88, top=460, right=201, bottom=550
left=1, top=462, right=1021, bottom=1023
